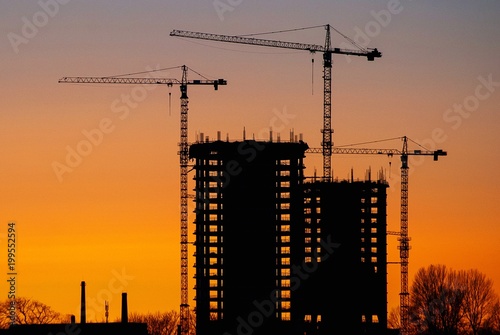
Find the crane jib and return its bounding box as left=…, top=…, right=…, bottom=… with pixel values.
left=170, top=29, right=382, bottom=59
left=58, top=77, right=227, bottom=88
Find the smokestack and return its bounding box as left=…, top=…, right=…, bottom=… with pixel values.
left=80, top=281, right=86, bottom=324
left=121, top=292, right=128, bottom=323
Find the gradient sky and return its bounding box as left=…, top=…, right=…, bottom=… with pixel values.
left=1, top=0, right=499, bottom=322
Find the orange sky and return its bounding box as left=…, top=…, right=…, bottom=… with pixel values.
left=1, top=1, right=500, bottom=322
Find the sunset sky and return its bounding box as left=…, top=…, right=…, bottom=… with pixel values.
left=1, top=0, right=500, bottom=322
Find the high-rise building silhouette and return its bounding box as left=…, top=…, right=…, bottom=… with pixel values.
left=190, top=139, right=388, bottom=335
left=191, top=139, right=308, bottom=335
left=299, top=177, right=388, bottom=334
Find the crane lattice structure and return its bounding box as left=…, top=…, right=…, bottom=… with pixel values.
left=307, top=136, right=447, bottom=335
left=59, top=65, right=227, bottom=335
left=170, top=24, right=382, bottom=181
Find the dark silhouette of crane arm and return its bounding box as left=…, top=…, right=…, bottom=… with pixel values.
left=58, top=76, right=226, bottom=89
left=170, top=29, right=381, bottom=60
left=307, top=147, right=447, bottom=160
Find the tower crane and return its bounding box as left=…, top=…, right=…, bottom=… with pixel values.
left=307, top=136, right=447, bottom=335
left=170, top=24, right=382, bottom=181
left=59, top=65, right=227, bottom=335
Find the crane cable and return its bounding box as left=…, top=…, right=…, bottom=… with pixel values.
left=333, top=136, right=434, bottom=179
left=237, top=24, right=326, bottom=37
left=237, top=24, right=368, bottom=53
left=334, top=136, right=433, bottom=152
left=334, top=136, right=403, bottom=148
left=407, top=137, right=432, bottom=151
left=329, top=25, right=368, bottom=52
left=100, top=65, right=218, bottom=116
left=104, top=65, right=182, bottom=78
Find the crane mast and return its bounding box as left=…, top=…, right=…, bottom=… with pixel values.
left=399, top=137, right=410, bottom=335
left=170, top=24, right=381, bottom=181
left=59, top=66, right=227, bottom=335
left=322, top=26, right=333, bottom=180
left=179, top=66, right=190, bottom=335
left=307, top=136, right=446, bottom=334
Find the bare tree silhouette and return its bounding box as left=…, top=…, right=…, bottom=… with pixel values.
left=0, top=297, right=64, bottom=328
left=388, top=306, right=400, bottom=330
left=410, top=264, right=464, bottom=334
left=128, top=310, right=179, bottom=335
left=484, top=300, right=500, bottom=334
left=410, top=265, right=500, bottom=335
left=461, top=269, right=499, bottom=335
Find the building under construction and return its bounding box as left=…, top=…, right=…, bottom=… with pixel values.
left=190, top=138, right=389, bottom=335
left=300, top=177, right=389, bottom=334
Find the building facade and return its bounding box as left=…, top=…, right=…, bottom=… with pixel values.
left=190, top=139, right=389, bottom=335
left=299, top=179, right=389, bottom=335
left=190, top=139, right=308, bottom=335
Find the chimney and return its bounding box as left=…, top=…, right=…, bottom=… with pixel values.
left=121, top=292, right=128, bottom=323
left=80, top=281, right=86, bottom=324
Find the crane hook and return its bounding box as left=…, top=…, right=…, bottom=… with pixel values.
left=168, top=83, right=173, bottom=116
left=311, top=56, right=314, bottom=95
left=388, top=154, right=393, bottom=179
left=168, top=92, right=172, bottom=116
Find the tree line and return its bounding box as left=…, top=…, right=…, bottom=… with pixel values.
left=389, top=264, right=500, bottom=335
left=0, top=297, right=193, bottom=335
left=1, top=264, right=498, bottom=335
